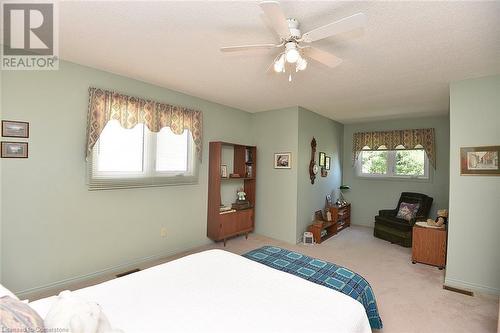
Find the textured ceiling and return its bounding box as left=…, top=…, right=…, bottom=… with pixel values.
left=57, top=1, right=500, bottom=123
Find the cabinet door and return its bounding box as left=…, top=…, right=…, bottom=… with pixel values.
left=237, top=209, right=253, bottom=231
left=220, top=213, right=238, bottom=237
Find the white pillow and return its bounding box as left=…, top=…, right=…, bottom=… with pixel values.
left=0, top=283, right=18, bottom=300
left=44, top=290, right=123, bottom=333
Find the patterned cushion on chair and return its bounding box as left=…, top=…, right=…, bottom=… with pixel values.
left=0, top=296, right=45, bottom=332
left=396, top=202, right=420, bottom=221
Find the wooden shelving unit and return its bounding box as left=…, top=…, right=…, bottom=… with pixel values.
left=332, top=203, right=351, bottom=233
left=207, top=142, right=256, bottom=246
left=308, top=204, right=351, bottom=244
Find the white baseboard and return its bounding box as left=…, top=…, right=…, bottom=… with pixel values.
left=15, top=242, right=210, bottom=300
left=444, top=277, right=500, bottom=296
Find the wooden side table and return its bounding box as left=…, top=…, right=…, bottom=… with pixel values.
left=411, top=225, right=447, bottom=269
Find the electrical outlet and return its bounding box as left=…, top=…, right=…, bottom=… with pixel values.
left=160, top=227, right=167, bottom=237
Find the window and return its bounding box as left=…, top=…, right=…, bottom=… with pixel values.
left=88, top=120, right=198, bottom=189
left=356, top=145, right=429, bottom=179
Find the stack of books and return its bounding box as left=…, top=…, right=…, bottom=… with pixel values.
left=232, top=200, right=251, bottom=210
left=220, top=205, right=236, bottom=214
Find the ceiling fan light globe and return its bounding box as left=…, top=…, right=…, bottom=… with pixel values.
left=297, top=57, right=308, bottom=71
left=285, top=48, right=300, bottom=63
left=273, top=61, right=283, bottom=73
left=273, top=54, right=285, bottom=73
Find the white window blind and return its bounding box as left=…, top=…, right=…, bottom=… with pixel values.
left=96, top=121, right=145, bottom=173
left=88, top=120, right=198, bottom=190
left=156, top=128, right=188, bottom=172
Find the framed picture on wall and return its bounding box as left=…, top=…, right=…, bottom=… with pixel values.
left=325, top=156, right=331, bottom=170
left=274, top=152, right=291, bottom=169
left=2, top=120, right=29, bottom=138
left=460, top=146, right=499, bottom=176
left=319, top=152, right=326, bottom=166
left=1, top=141, right=28, bottom=158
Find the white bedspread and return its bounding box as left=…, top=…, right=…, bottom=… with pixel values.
left=30, top=249, right=371, bottom=333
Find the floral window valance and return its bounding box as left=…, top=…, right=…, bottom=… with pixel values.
left=85, top=87, right=202, bottom=160
left=353, top=128, right=436, bottom=168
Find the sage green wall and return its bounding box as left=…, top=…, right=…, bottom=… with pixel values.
left=296, top=107, right=343, bottom=242
left=252, top=107, right=345, bottom=244
left=252, top=107, right=299, bottom=244
left=1, top=61, right=254, bottom=295
left=342, top=115, right=450, bottom=227
left=446, top=75, right=500, bottom=295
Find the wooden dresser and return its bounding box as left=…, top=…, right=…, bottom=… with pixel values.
left=411, top=225, right=447, bottom=269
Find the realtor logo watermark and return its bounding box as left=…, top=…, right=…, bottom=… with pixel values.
left=1, top=1, right=58, bottom=70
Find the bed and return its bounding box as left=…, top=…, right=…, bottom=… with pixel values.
left=29, top=249, right=371, bottom=333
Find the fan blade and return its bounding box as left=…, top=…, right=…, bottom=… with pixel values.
left=259, top=0, right=290, bottom=40
left=301, top=13, right=367, bottom=43
left=303, top=47, right=343, bottom=68
left=220, top=43, right=278, bottom=53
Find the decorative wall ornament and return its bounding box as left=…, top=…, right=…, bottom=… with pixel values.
left=353, top=128, right=436, bottom=168
left=309, top=137, right=318, bottom=184
left=86, top=87, right=202, bottom=161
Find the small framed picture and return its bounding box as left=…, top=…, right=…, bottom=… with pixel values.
left=460, top=146, right=499, bottom=176
left=274, top=152, right=291, bottom=169
left=314, top=210, right=324, bottom=221
left=325, top=194, right=333, bottom=208
left=1, top=141, right=28, bottom=158
left=319, top=152, right=326, bottom=167
left=2, top=120, right=29, bottom=138
left=325, top=156, right=331, bottom=170
left=220, top=164, right=228, bottom=178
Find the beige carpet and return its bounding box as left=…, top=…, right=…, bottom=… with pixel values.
left=29, top=225, right=499, bottom=332
left=183, top=225, right=499, bottom=333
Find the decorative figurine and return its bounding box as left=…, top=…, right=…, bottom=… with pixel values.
left=237, top=188, right=246, bottom=202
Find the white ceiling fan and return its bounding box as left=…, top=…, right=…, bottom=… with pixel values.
left=220, top=1, right=367, bottom=81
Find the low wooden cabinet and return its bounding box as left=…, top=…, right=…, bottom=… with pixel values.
left=412, top=225, right=447, bottom=269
